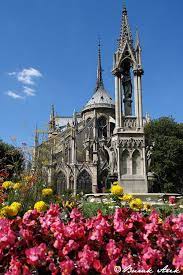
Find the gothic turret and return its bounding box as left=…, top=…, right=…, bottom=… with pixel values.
left=49, top=104, right=56, bottom=132
left=32, top=124, right=39, bottom=170
left=111, top=1, right=147, bottom=193
left=112, top=1, right=144, bottom=128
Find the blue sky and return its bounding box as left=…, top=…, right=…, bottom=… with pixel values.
left=0, top=0, right=183, bottom=147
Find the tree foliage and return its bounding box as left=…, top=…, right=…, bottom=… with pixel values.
left=145, top=117, right=183, bottom=193
left=0, top=139, right=24, bottom=180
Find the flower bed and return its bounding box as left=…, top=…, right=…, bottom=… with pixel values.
left=0, top=178, right=183, bottom=273
left=0, top=204, right=182, bottom=274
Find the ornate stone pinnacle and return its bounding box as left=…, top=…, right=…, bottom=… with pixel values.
left=118, top=0, right=133, bottom=51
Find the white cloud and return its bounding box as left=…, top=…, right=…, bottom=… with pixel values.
left=22, top=86, right=36, bottom=96
left=8, top=67, right=42, bottom=85
left=6, top=67, right=42, bottom=100
left=8, top=72, right=16, bottom=76
left=6, top=91, right=24, bottom=99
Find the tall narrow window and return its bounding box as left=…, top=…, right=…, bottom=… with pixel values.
left=97, top=116, right=107, bottom=138
left=56, top=171, right=67, bottom=194
left=121, top=149, right=130, bottom=175
left=132, top=150, right=141, bottom=175
left=77, top=170, right=92, bottom=194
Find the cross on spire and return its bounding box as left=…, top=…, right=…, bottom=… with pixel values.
left=95, top=39, right=104, bottom=92
left=118, top=0, right=133, bottom=51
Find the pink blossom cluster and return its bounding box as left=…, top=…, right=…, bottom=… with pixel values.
left=0, top=204, right=182, bottom=274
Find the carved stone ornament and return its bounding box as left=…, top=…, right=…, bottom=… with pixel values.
left=124, top=118, right=137, bottom=129
left=119, top=138, right=144, bottom=149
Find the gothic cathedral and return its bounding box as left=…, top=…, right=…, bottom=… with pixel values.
left=33, top=3, right=148, bottom=194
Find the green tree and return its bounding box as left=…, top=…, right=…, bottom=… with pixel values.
left=0, top=139, right=24, bottom=180
left=145, top=117, right=183, bottom=193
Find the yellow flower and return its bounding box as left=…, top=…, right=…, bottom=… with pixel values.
left=120, top=194, right=133, bottom=202
left=64, top=201, right=75, bottom=209
left=34, top=201, right=47, bottom=212
left=3, top=205, right=18, bottom=217
left=2, top=181, right=13, bottom=189
left=143, top=203, right=152, bottom=212
left=112, top=181, right=119, bottom=186
left=0, top=209, right=5, bottom=218
left=111, top=182, right=123, bottom=196
left=130, top=198, right=143, bottom=211
left=42, top=188, right=53, bottom=197
left=11, top=202, right=21, bottom=211
left=13, top=182, right=22, bottom=190
left=24, top=176, right=31, bottom=181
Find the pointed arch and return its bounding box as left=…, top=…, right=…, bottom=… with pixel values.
left=132, top=150, right=141, bottom=175
left=98, top=168, right=110, bottom=192
left=121, top=149, right=130, bottom=175
left=69, top=174, right=74, bottom=190
left=56, top=170, right=67, bottom=194
left=76, top=169, right=92, bottom=194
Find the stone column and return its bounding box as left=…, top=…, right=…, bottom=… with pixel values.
left=47, top=167, right=52, bottom=186
left=117, top=142, right=121, bottom=182
left=129, top=151, right=133, bottom=175
left=73, top=166, right=77, bottom=195
left=86, top=148, right=90, bottom=162
left=133, top=72, right=139, bottom=127
left=92, top=166, right=98, bottom=193
left=71, top=130, right=76, bottom=164
left=138, top=75, right=143, bottom=128
left=119, top=77, right=123, bottom=128
left=142, top=145, right=147, bottom=178
left=115, top=76, right=120, bottom=129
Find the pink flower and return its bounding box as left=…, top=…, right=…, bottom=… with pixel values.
left=5, top=258, right=31, bottom=275
left=169, top=196, right=176, bottom=204
left=172, top=214, right=183, bottom=239
left=101, top=260, right=117, bottom=275
left=173, top=245, right=183, bottom=271
left=0, top=203, right=183, bottom=273
left=141, top=246, right=162, bottom=269
left=64, top=221, right=85, bottom=240
left=70, top=208, right=82, bottom=220
left=0, top=219, right=16, bottom=251
left=121, top=252, right=134, bottom=269
left=22, top=265, right=31, bottom=275
left=93, top=259, right=103, bottom=272
left=125, top=232, right=135, bottom=245
left=113, top=208, right=130, bottom=236
left=53, top=233, right=64, bottom=250
left=77, top=245, right=99, bottom=272
left=89, top=211, right=111, bottom=242
left=40, top=203, right=61, bottom=233
left=106, top=239, right=121, bottom=260
left=60, top=259, right=75, bottom=275
left=49, top=262, right=59, bottom=275
left=62, top=240, right=79, bottom=256
left=5, top=258, right=22, bottom=275
left=25, top=243, right=47, bottom=266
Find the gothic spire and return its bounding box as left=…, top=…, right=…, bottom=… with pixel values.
left=95, top=40, right=104, bottom=92
left=135, top=28, right=142, bottom=66
left=34, top=124, right=39, bottom=147
left=49, top=104, right=56, bottom=131
left=118, top=0, right=133, bottom=51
